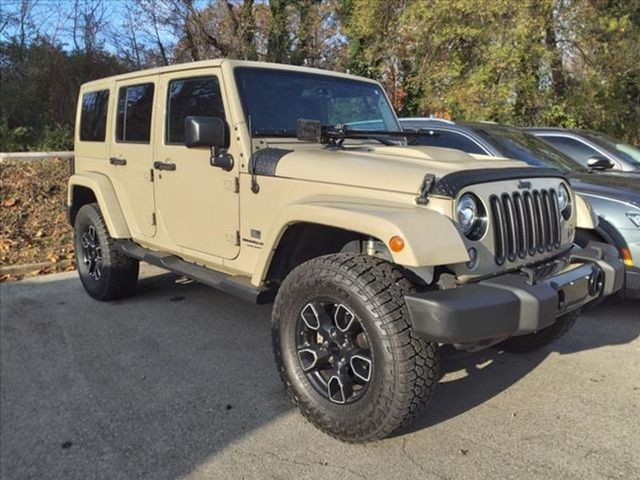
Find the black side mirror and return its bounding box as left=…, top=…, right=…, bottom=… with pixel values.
left=184, top=116, right=233, bottom=171
left=587, top=155, right=614, bottom=170
left=184, top=116, right=229, bottom=149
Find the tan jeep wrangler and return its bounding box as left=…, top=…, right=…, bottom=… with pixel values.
left=68, top=60, right=624, bottom=442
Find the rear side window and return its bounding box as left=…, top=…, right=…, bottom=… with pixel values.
left=409, top=129, right=487, bottom=155
left=80, top=90, right=109, bottom=142
left=166, top=76, right=225, bottom=144
left=116, top=83, right=155, bottom=143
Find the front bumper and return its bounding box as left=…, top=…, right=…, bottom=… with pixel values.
left=625, top=267, right=640, bottom=299
left=405, top=242, right=625, bottom=345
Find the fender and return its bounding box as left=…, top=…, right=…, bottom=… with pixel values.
left=594, top=216, right=628, bottom=251
left=575, top=193, right=598, bottom=230
left=252, top=199, right=469, bottom=285
left=68, top=172, right=130, bottom=238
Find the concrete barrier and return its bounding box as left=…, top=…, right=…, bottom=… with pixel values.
left=0, top=151, right=74, bottom=161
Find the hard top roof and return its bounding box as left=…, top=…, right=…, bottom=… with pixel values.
left=80, top=59, right=380, bottom=89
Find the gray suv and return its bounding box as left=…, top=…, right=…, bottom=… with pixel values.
left=400, top=118, right=640, bottom=299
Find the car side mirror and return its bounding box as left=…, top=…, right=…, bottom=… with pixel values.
left=587, top=156, right=614, bottom=171
left=184, top=116, right=229, bottom=149
left=184, top=116, right=234, bottom=171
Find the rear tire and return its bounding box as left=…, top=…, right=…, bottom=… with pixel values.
left=272, top=253, right=439, bottom=443
left=74, top=203, right=139, bottom=301
left=495, top=312, right=578, bottom=353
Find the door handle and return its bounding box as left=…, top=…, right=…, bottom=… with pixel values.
left=153, top=161, right=176, bottom=171
left=109, top=157, right=127, bottom=166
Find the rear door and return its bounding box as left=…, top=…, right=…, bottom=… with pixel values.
left=109, top=77, right=158, bottom=238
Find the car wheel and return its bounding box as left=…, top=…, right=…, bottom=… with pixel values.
left=74, top=203, right=139, bottom=301
left=272, top=253, right=439, bottom=442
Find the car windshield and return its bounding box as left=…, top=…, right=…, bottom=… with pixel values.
left=234, top=67, right=400, bottom=137
left=475, top=126, right=587, bottom=172
left=583, top=132, right=640, bottom=166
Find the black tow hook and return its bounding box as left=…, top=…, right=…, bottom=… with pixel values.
left=588, top=266, right=605, bottom=296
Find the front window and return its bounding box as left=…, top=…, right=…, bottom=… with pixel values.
left=583, top=132, right=640, bottom=167
left=234, top=68, right=400, bottom=136
left=476, top=127, right=587, bottom=172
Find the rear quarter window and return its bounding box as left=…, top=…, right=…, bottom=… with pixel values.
left=116, top=83, right=155, bottom=143
left=80, top=90, right=109, bottom=142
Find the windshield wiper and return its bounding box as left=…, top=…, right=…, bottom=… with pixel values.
left=296, top=119, right=425, bottom=148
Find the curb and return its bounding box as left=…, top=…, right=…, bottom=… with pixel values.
left=0, top=259, right=75, bottom=276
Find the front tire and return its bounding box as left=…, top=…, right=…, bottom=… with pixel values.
left=495, top=312, right=578, bottom=353
left=272, top=253, right=439, bottom=443
left=74, top=203, right=139, bottom=301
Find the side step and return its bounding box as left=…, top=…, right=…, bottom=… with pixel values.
left=116, top=240, right=275, bottom=304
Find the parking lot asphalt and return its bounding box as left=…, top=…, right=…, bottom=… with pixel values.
left=1, top=265, right=639, bottom=480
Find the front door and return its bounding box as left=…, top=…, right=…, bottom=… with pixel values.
left=109, top=77, right=158, bottom=238
left=154, top=71, right=240, bottom=259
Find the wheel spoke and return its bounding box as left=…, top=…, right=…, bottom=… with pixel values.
left=334, top=304, right=356, bottom=332
left=327, top=366, right=354, bottom=404
left=301, top=302, right=336, bottom=338
left=349, top=352, right=372, bottom=383
left=297, top=344, right=330, bottom=372
left=81, top=232, right=91, bottom=249
left=300, top=303, right=321, bottom=330
left=87, top=226, right=96, bottom=246
left=93, top=258, right=102, bottom=279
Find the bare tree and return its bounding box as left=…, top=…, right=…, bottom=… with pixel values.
left=70, top=0, right=108, bottom=53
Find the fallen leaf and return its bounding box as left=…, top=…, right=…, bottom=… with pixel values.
left=2, top=198, right=17, bottom=207
left=35, top=229, right=44, bottom=238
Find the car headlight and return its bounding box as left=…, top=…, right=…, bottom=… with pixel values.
left=627, top=212, right=640, bottom=228
left=456, top=193, right=487, bottom=240
left=558, top=184, right=572, bottom=220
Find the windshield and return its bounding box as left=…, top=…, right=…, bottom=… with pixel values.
left=583, top=132, right=640, bottom=166
left=234, top=67, right=400, bottom=136
left=475, top=126, right=587, bottom=172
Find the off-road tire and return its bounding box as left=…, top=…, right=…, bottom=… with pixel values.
left=271, top=253, right=439, bottom=443
left=74, top=203, right=139, bottom=301
left=495, top=312, right=578, bottom=353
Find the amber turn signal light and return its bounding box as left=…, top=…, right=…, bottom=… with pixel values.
left=621, top=248, right=633, bottom=267
left=389, top=236, right=405, bottom=252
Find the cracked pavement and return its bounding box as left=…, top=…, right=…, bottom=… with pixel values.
left=1, top=265, right=639, bottom=480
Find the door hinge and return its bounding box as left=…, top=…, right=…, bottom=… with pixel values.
left=151, top=212, right=156, bottom=226
left=225, top=231, right=240, bottom=246
left=224, top=176, right=239, bottom=193
left=149, top=169, right=155, bottom=182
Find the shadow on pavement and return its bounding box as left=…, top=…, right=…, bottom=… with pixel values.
left=400, top=296, right=640, bottom=435
left=1, top=271, right=638, bottom=478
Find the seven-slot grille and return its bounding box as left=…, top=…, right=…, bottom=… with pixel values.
left=489, top=189, right=562, bottom=265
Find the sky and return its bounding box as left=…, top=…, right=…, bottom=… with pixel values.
left=0, top=0, right=187, bottom=52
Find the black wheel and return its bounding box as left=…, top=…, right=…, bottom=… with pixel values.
left=272, top=253, right=439, bottom=443
left=495, top=312, right=578, bottom=353
left=74, top=203, right=139, bottom=301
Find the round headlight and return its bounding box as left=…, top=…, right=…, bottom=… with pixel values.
left=558, top=184, right=572, bottom=219
left=456, top=193, right=486, bottom=239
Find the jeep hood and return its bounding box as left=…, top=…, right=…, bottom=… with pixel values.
left=273, top=145, right=526, bottom=195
